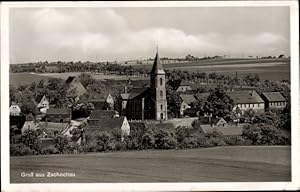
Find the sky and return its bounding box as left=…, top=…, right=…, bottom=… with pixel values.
left=9, top=7, right=290, bottom=64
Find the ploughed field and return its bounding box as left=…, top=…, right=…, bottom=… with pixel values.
left=10, top=146, right=291, bottom=183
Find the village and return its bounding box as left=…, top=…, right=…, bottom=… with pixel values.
left=9, top=51, right=290, bottom=155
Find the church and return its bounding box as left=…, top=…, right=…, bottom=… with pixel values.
left=120, top=51, right=168, bottom=121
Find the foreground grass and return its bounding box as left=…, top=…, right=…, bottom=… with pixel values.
left=10, top=146, right=290, bottom=183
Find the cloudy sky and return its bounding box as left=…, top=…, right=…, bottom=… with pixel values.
left=9, top=7, right=290, bottom=64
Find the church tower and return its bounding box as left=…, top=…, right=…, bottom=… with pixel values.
left=150, top=50, right=168, bottom=121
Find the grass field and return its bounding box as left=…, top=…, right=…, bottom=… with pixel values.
left=10, top=146, right=291, bottom=183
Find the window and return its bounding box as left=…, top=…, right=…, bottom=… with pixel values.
left=160, top=113, right=164, bottom=119
left=160, top=78, right=163, bottom=86
left=244, top=104, right=247, bottom=108
left=160, top=90, right=163, bottom=98
left=258, top=103, right=260, bottom=107
left=248, top=104, right=250, bottom=108
left=252, top=104, right=254, bottom=107
left=183, top=105, right=186, bottom=109
left=161, top=104, right=163, bottom=110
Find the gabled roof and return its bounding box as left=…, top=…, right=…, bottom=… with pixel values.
left=194, top=93, right=210, bottom=101
left=89, top=110, right=117, bottom=119
left=200, top=124, right=245, bottom=136
left=227, top=91, right=264, bottom=104
left=65, top=76, right=77, bottom=84
left=88, top=93, right=109, bottom=102
left=47, top=108, right=70, bottom=115
left=150, top=51, right=165, bottom=75
left=198, top=116, right=226, bottom=125
left=180, top=94, right=196, bottom=105
left=88, top=116, right=126, bottom=130
left=261, top=92, right=286, bottom=102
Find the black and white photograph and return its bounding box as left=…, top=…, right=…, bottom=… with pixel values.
left=1, top=1, right=299, bottom=191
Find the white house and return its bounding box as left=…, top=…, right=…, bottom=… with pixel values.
left=10, top=103, right=21, bottom=116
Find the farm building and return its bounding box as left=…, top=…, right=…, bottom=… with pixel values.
left=227, top=90, right=265, bottom=113
left=87, top=111, right=130, bottom=141
left=45, top=108, right=71, bottom=123
left=10, top=103, right=21, bottom=116
left=88, top=93, right=114, bottom=110
left=119, top=51, right=168, bottom=121
left=260, top=92, right=287, bottom=110
left=65, top=76, right=87, bottom=97
left=180, top=94, right=197, bottom=116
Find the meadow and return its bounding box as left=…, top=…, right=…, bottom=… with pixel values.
left=10, top=146, right=290, bottom=183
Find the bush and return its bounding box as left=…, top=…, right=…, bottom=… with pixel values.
left=10, top=143, right=35, bottom=156
left=54, top=135, right=71, bottom=153
left=40, top=145, right=59, bottom=155
left=20, top=129, right=41, bottom=153
left=242, top=123, right=291, bottom=145
left=94, top=131, right=116, bottom=152
left=154, top=129, right=177, bottom=149
left=141, top=131, right=155, bottom=149
left=223, top=136, right=252, bottom=146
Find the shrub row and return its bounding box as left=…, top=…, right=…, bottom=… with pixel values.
left=10, top=122, right=291, bottom=156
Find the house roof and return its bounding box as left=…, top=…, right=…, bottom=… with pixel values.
left=200, top=123, right=245, bottom=136
left=150, top=51, right=165, bottom=75
left=89, top=110, right=117, bottom=119
left=47, top=108, right=70, bottom=115
left=194, top=93, right=210, bottom=101
left=227, top=91, right=264, bottom=104
left=261, top=92, right=286, bottom=102
left=198, top=116, right=226, bottom=125
left=88, top=116, right=126, bottom=130
left=65, top=76, right=77, bottom=84
left=180, top=94, right=196, bottom=105
left=88, top=93, right=108, bottom=102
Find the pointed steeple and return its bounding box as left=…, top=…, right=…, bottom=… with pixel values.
left=150, top=49, right=165, bottom=75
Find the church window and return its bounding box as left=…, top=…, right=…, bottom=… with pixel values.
left=160, top=113, right=164, bottom=119
left=160, top=78, right=163, bottom=86
left=161, top=104, right=163, bottom=110
left=160, top=90, right=163, bottom=98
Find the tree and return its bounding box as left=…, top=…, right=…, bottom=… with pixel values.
left=203, top=87, right=234, bottom=118
left=166, top=85, right=182, bottom=118
left=78, top=73, right=96, bottom=88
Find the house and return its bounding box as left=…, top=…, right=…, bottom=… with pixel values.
left=180, top=94, right=196, bottom=116
left=260, top=92, right=287, bottom=110
left=45, top=108, right=71, bottom=123
left=37, top=95, right=49, bottom=113
left=65, top=76, right=87, bottom=97
left=227, top=90, right=265, bottom=113
left=10, top=103, right=21, bottom=116
left=120, top=51, right=168, bottom=121
left=87, top=111, right=130, bottom=141
left=176, top=81, right=193, bottom=93
left=88, top=93, right=114, bottom=110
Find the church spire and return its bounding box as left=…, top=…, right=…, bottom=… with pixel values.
left=150, top=48, right=165, bottom=75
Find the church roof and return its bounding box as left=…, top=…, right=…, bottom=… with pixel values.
left=150, top=51, right=165, bottom=75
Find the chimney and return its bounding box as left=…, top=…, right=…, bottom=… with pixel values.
left=251, top=90, right=255, bottom=97
left=124, top=86, right=127, bottom=94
